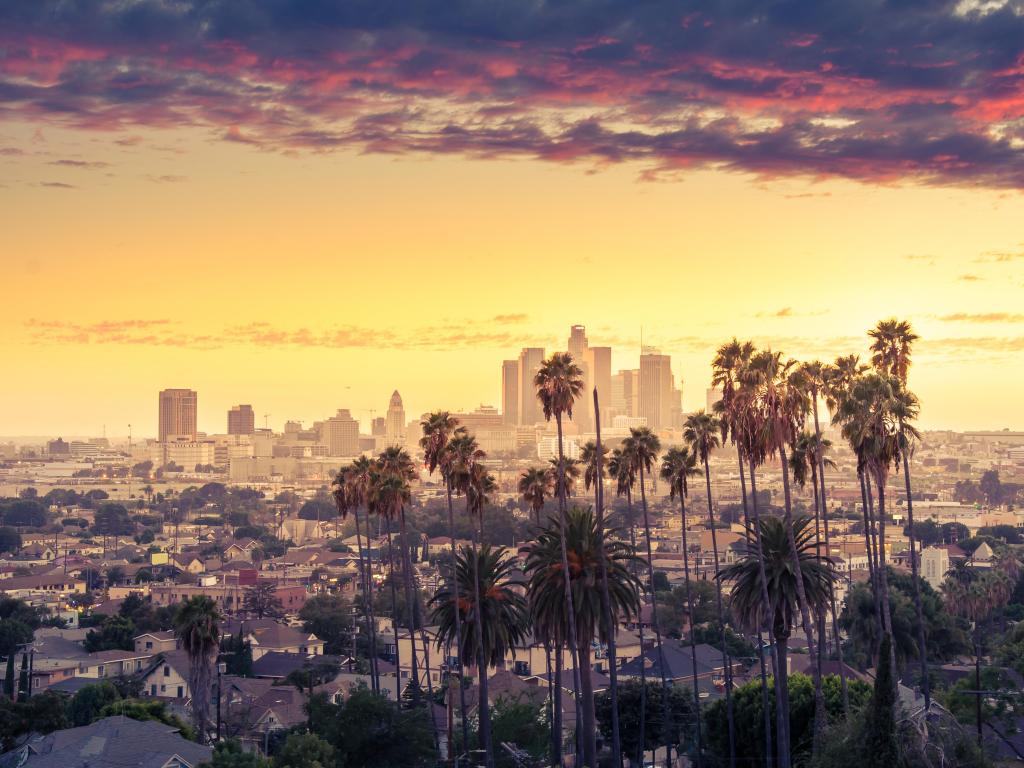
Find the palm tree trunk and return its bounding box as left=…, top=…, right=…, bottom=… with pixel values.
left=547, top=640, right=559, bottom=767
left=858, top=469, right=884, bottom=663
left=554, top=649, right=564, bottom=763
left=554, top=413, right=584, bottom=765
left=810, top=469, right=828, bottom=699
left=776, top=443, right=826, bottom=756
left=749, top=465, right=789, bottom=768
left=445, top=480, right=471, bottom=761
left=637, top=465, right=674, bottom=768
left=470, top=504, right=494, bottom=768
left=872, top=474, right=898, bottom=682
left=385, top=522, right=402, bottom=702
left=901, top=446, right=931, bottom=711
left=353, top=506, right=379, bottom=694
left=701, top=456, right=736, bottom=768
left=808, top=399, right=849, bottom=715
left=627, top=488, right=648, bottom=767
left=592, top=392, right=623, bottom=768
left=398, top=511, right=422, bottom=705
left=578, top=640, right=598, bottom=768
left=737, top=453, right=771, bottom=768
left=678, top=491, right=704, bottom=768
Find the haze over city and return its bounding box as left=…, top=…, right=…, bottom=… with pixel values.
left=4, top=4, right=1024, bottom=768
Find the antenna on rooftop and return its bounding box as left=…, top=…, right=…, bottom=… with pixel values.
left=263, top=413, right=271, bottom=430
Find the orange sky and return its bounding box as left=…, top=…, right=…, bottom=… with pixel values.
left=2, top=121, right=1023, bottom=437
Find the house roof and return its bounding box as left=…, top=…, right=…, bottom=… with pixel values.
left=2, top=715, right=211, bottom=768
left=619, top=642, right=727, bottom=683
left=251, top=651, right=343, bottom=679
left=222, top=618, right=320, bottom=650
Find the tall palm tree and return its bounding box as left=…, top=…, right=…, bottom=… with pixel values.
left=745, top=352, right=828, bottom=752
left=534, top=351, right=585, bottom=766
left=526, top=507, right=642, bottom=768
left=610, top=441, right=649, bottom=764
left=517, top=463, right=558, bottom=760
left=174, top=595, right=221, bottom=742
left=720, top=515, right=836, bottom=744
left=421, top=412, right=470, bottom=759
left=518, top=467, right=552, bottom=526
left=660, top=446, right=704, bottom=767
left=430, top=544, right=529, bottom=756
left=713, top=339, right=773, bottom=767
left=624, top=426, right=675, bottom=768
left=331, top=458, right=379, bottom=693
left=683, top=409, right=736, bottom=767
left=870, top=320, right=931, bottom=710
left=548, top=457, right=581, bottom=500
left=590, top=389, right=624, bottom=768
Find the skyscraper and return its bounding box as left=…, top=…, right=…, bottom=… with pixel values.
left=567, top=325, right=591, bottom=430
left=158, top=389, right=197, bottom=442
left=385, top=390, right=406, bottom=446
left=588, top=346, right=612, bottom=422
left=639, top=350, right=674, bottom=430
left=568, top=325, right=588, bottom=360
left=502, top=359, right=520, bottom=425
left=324, top=409, right=360, bottom=456
left=227, top=404, right=255, bottom=435
left=518, top=347, right=545, bottom=425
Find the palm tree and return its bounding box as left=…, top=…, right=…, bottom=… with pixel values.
left=713, top=338, right=774, bottom=767
left=526, top=507, right=642, bottom=768
left=720, top=515, right=836, bottom=749
left=660, top=446, right=704, bottom=767
left=534, top=351, right=585, bottom=766
left=683, top=409, right=736, bottom=767
left=624, top=426, right=675, bottom=768
left=518, top=467, right=552, bottom=526
left=174, top=595, right=221, bottom=742
left=745, top=351, right=828, bottom=752
left=580, top=440, right=609, bottom=504
left=548, top=457, right=581, bottom=500
left=332, top=457, right=379, bottom=693
left=870, top=320, right=931, bottom=710
left=430, top=544, right=529, bottom=757
left=421, top=412, right=470, bottom=759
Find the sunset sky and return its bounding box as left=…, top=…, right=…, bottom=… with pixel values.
left=2, top=1, right=1024, bottom=436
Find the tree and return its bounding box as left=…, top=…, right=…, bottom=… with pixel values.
left=274, top=732, right=335, bottom=768
left=429, top=544, right=528, bottom=757
left=0, top=527, right=20, bottom=554
left=68, top=681, right=121, bottom=726
left=93, top=503, right=133, bottom=536
left=525, top=506, right=641, bottom=768
left=299, top=594, right=352, bottom=655
left=84, top=615, right=136, bottom=652
left=0, top=619, right=32, bottom=657
left=595, top=680, right=698, bottom=764
left=719, top=514, right=836, bottom=761
left=243, top=582, right=283, bottom=619
left=517, top=467, right=552, bottom=526
left=863, top=634, right=899, bottom=768
left=204, top=738, right=271, bottom=768
left=174, top=595, right=221, bottom=742
left=488, top=694, right=549, bottom=768
left=534, top=351, right=586, bottom=768
left=98, top=698, right=196, bottom=739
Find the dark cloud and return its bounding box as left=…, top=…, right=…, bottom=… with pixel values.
left=49, top=159, right=109, bottom=168
left=39, top=181, right=76, bottom=188
left=2, top=1, right=1024, bottom=187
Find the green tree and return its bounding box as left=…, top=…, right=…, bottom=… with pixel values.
left=68, top=681, right=121, bottom=726
left=98, top=698, right=196, bottom=739
left=863, top=634, right=899, bottom=768
left=202, top=738, right=271, bottom=768
left=242, top=582, right=283, bottom=619
left=595, top=680, right=699, bottom=763
left=0, top=526, right=21, bottom=553
left=488, top=694, right=549, bottom=768
left=0, top=619, right=32, bottom=657
left=84, top=615, right=136, bottom=652
left=274, top=732, right=335, bottom=768
left=299, top=594, right=352, bottom=656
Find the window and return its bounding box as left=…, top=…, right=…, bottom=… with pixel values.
left=164, top=666, right=170, bottom=677
left=150, top=684, right=157, bottom=696
left=177, top=686, right=184, bottom=698
left=146, top=641, right=153, bottom=650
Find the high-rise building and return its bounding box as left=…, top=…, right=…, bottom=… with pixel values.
left=323, top=409, right=360, bottom=456
left=227, top=404, right=255, bottom=435
left=502, top=360, right=520, bottom=425
left=385, top=390, right=406, bottom=446
left=567, top=325, right=591, bottom=430
left=518, top=347, right=545, bottom=425
left=568, top=325, right=588, bottom=360
left=371, top=417, right=386, bottom=436
left=706, top=386, right=723, bottom=413
left=612, top=369, right=640, bottom=417
left=158, top=389, right=198, bottom=442
left=639, top=350, right=674, bottom=430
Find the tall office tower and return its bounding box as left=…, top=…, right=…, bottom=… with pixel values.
left=567, top=325, right=592, bottom=430
left=371, top=417, right=386, bottom=436
left=620, top=369, right=640, bottom=417
left=518, top=347, right=545, bottom=425
left=639, top=350, right=674, bottom=430
left=588, top=346, right=612, bottom=422
left=385, top=390, right=406, bottom=446
left=158, top=389, right=198, bottom=442
left=502, top=359, right=520, bottom=425
left=324, top=409, right=360, bottom=456
left=227, top=404, right=255, bottom=435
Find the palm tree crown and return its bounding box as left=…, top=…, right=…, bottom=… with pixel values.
left=534, top=352, right=584, bottom=422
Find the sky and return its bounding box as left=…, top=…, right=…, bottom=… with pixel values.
left=2, top=0, right=1024, bottom=437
